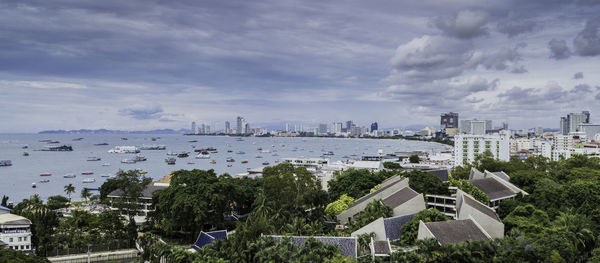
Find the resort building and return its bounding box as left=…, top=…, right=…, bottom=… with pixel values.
left=454, top=132, right=510, bottom=166
left=107, top=183, right=168, bottom=224
left=0, top=205, right=32, bottom=252
left=468, top=168, right=528, bottom=209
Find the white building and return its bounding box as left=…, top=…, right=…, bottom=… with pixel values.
left=454, top=132, right=510, bottom=166
left=460, top=119, right=492, bottom=135
left=510, top=138, right=552, bottom=159
left=0, top=206, right=32, bottom=252
left=578, top=123, right=600, bottom=142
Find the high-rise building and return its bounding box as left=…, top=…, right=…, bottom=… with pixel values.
left=578, top=123, right=600, bottom=141
left=294, top=124, right=301, bottom=132
left=285, top=123, right=290, bottom=132
left=332, top=122, right=342, bottom=133
left=243, top=122, right=250, bottom=134
left=318, top=123, right=327, bottom=134
left=191, top=122, right=196, bottom=134
left=236, top=116, right=244, bottom=134
left=346, top=121, right=353, bottom=131
left=460, top=119, right=492, bottom=134
left=225, top=121, right=231, bottom=134
left=440, top=112, right=459, bottom=129
left=560, top=111, right=590, bottom=134
left=560, top=117, right=569, bottom=135
left=370, top=122, right=378, bottom=132
left=535, top=126, right=543, bottom=136
left=470, top=120, right=486, bottom=135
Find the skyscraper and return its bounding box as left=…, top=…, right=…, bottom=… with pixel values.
left=346, top=121, right=353, bottom=131
left=285, top=123, right=290, bottom=132
left=318, top=123, right=327, bottom=134
left=370, top=122, right=378, bottom=132
left=191, top=121, right=196, bottom=134
left=236, top=116, right=244, bottom=134
left=560, top=117, right=569, bottom=135
left=225, top=121, right=231, bottom=134
left=440, top=112, right=459, bottom=129
left=561, top=111, right=590, bottom=134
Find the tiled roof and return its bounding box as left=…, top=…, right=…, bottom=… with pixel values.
left=373, top=240, right=391, bottom=255
left=469, top=178, right=515, bottom=200
left=108, top=185, right=168, bottom=199
left=426, top=169, right=449, bottom=182
left=424, top=219, right=489, bottom=245
left=270, top=235, right=357, bottom=259
left=492, top=172, right=510, bottom=182
left=348, top=176, right=403, bottom=209
left=461, top=195, right=500, bottom=222
left=383, top=213, right=415, bottom=240
left=381, top=187, right=419, bottom=208
left=191, top=230, right=227, bottom=250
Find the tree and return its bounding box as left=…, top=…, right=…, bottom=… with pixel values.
left=450, top=179, right=489, bottom=204
left=409, top=155, right=420, bottom=163
left=81, top=188, right=91, bottom=202
left=405, top=170, right=449, bottom=195
left=0, top=247, right=50, bottom=263
left=327, top=169, right=390, bottom=201
left=325, top=194, right=355, bottom=217
left=64, top=184, right=75, bottom=201
left=348, top=200, right=392, bottom=232
left=107, top=170, right=152, bottom=221
left=383, top=162, right=402, bottom=169
left=1, top=195, right=8, bottom=207
left=46, top=195, right=70, bottom=210
left=398, top=208, right=449, bottom=245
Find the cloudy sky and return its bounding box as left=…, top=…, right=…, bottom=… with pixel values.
left=1, top=0, right=599, bottom=132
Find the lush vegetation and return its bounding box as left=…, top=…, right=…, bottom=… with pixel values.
left=327, top=169, right=397, bottom=201
left=0, top=247, right=49, bottom=263
left=348, top=200, right=393, bottom=232
left=449, top=179, right=490, bottom=204
left=405, top=170, right=449, bottom=195
left=394, top=208, right=450, bottom=246
left=383, top=161, right=402, bottom=169
left=409, top=155, right=420, bottom=163
left=325, top=194, right=355, bottom=217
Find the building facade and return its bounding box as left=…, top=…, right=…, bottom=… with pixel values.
left=454, top=132, right=510, bottom=165
left=0, top=206, right=32, bottom=252
left=440, top=112, right=459, bottom=129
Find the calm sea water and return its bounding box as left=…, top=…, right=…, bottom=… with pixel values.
left=0, top=134, right=450, bottom=203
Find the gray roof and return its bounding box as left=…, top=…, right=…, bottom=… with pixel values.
left=424, top=219, right=489, bottom=245
left=108, top=184, right=168, bottom=199
left=373, top=240, right=391, bottom=255
left=492, top=172, right=510, bottom=182
left=381, top=187, right=419, bottom=208
left=383, top=213, right=415, bottom=240
left=469, top=178, right=515, bottom=201
left=462, top=195, right=500, bottom=222
left=348, top=177, right=402, bottom=209
left=427, top=169, right=449, bottom=182
left=270, top=235, right=357, bottom=259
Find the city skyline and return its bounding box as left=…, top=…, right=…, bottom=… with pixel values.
left=1, top=1, right=600, bottom=133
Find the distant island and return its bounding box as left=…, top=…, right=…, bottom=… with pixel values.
left=38, top=129, right=189, bottom=134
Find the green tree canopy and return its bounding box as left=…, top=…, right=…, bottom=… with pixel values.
left=405, top=170, right=450, bottom=195
left=327, top=169, right=392, bottom=201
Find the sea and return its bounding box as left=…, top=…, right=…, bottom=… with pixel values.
left=0, top=134, right=451, bottom=203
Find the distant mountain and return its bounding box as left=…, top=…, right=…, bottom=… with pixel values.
left=38, top=128, right=189, bottom=134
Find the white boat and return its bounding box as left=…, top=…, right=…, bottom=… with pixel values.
left=31, top=183, right=36, bottom=188
left=87, top=157, right=101, bottom=161
left=39, top=179, right=50, bottom=183
left=82, top=178, right=96, bottom=183
left=196, top=153, right=210, bottom=159
left=63, top=173, right=76, bottom=178
left=102, top=163, right=111, bottom=166
left=121, top=159, right=136, bottom=164
left=108, top=146, right=139, bottom=154
left=166, top=152, right=178, bottom=156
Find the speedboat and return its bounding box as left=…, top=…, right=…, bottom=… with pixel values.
left=227, top=150, right=233, bottom=153
left=101, top=174, right=111, bottom=178
left=23, top=152, right=29, bottom=156
left=165, top=157, right=176, bottom=165
left=133, top=154, right=147, bottom=162
left=40, top=173, right=51, bottom=176
left=188, top=140, right=198, bottom=143
left=262, top=162, right=270, bottom=165
left=227, top=164, right=232, bottom=167
left=0, top=160, right=12, bottom=166
left=87, top=157, right=101, bottom=161
left=226, top=158, right=235, bottom=162
left=167, top=152, right=178, bottom=156
left=122, top=158, right=136, bottom=164
left=63, top=173, right=76, bottom=178
left=22, top=145, right=28, bottom=149
left=83, top=178, right=96, bottom=183
left=177, top=152, right=189, bottom=158
left=196, top=152, right=210, bottom=159
left=209, top=160, right=216, bottom=164
left=102, top=163, right=111, bottom=166
left=236, top=151, right=245, bottom=154
left=31, top=183, right=36, bottom=188
left=39, top=179, right=50, bottom=183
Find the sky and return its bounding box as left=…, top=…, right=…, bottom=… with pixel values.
left=1, top=0, right=599, bottom=133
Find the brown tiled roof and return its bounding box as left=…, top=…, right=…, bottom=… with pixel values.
left=469, top=178, right=515, bottom=200
left=424, top=219, right=489, bottom=245
left=381, top=187, right=419, bottom=208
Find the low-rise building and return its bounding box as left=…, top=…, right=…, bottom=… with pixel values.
left=0, top=206, right=32, bottom=252
left=107, top=184, right=168, bottom=224
left=469, top=168, right=528, bottom=209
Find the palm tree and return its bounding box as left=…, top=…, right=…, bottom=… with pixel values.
left=81, top=188, right=91, bottom=203
left=64, top=184, right=75, bottom=202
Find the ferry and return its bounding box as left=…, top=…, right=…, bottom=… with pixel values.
left=41, top=145, right=73, bottom=151
left=165, top=157, right=176, bottom=165
left=81, top=171, right=94, bottom=175
left=108, top=146, right=139, bottom=154
left=0, top=160, right=11, bottom=166
left=40, top=173, right=51, bottom=176
left=63, top=173, right=76, bottom=178
left=87, top=157, right=101, bottom=161
left=139, top=144, right=166, bottom=150
left=83, top=178, right=96, bottom=183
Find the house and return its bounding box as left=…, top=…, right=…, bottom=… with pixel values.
left=107, top=184, right=168, bottom=224
left=190, top=230, right=228, bottom=251
left=417, top=217, right=490, bottom=245
left=337, top=176, right=425, bottom=224
left=351, top=213, right=416, bottom=241
left=469, top=168, right=528, bottom=209
left=269, top=235, right=357, bottom=259
left=0, top=205, right=32, bottom=252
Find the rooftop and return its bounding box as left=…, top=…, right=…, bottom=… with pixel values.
left=381, top=187, right=419, bottom=208
left=0, top=213, right=32, bottom=225
left=347, top=177, right=404, bottom=209
left=383, top=213, right=416, bottom=240
left=426, top=169, right=449, bottom=182
left=469, top=177, right=516, bottom=201
left=461, top=194, right=501, bottom=222
left=191, top=230, right=227, bottom=250
left=270, top=235, right=357, bottom=259
left=424, top=219, right=489, bottom=245
left=372, top=240, right=391, bottom=255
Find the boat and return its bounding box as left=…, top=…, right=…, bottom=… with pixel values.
left=187, top=161, right=195, bottom=165
left=137, top=170, right=148, bottom=174
left=272, top=153, right=279, bottom=156
left=94, top=143, right=109, bottom=146
left=40, top=173, right=51, bottom=176
left=151, top=137, right=159, bottom=141
left=63, top=173, right=76, bottom=178
left=23, top=152, right=29, bottom=156
left=165, top=157, right=176, bottom=165
left=227, top=164, right=232, bottom=167
left=81, top=171, right=94, bottom=175
left=177, top=152, right=189, bottom=158
left=241, top=160, right=248, bottom=164
left=47, top=141, right=60, bottom=144
left=72, top=138, right=84, bottom=141
left=226, top=158, right=235, bottom=162
left=39, top=179, right=50, bottom=183
left=39, top=139, right=52, bottom=142
left=323, top=151, right=334, bottom=156
left=166, top=152, right=178, bottom=156
left=102, top=163, right=111, bottom=166
left=188, top=140, right=198, bottom=143
left=275, top=160, right=280, bottom=163
left=0, top=160, right=11, bottom=167
left=83, top=178, right=96, bottom=183
left=121, top=158, right=136, bottom=164
left=196, top=152, right=210, bottom=159
left=257, top=147, right=263, bottom=151
left=194, top=147, right=217, bottom=152
left=260, top=150, right=271, bottom=153
left=235, top=138, right=244, bottom=141
left=133, top=154, right=147, bottom=162
left=108, top=146, right=139, bottom=153
left=41, top=145, right=73, bottom=151
left=262, top=162, right=270, bottom=165
left=209, top=160, right=216, bottom=164
left=31, top=183, right=36, bottom=188
left=87, top=157, right=101, bottom=161
left=227, top=150, right=233, bottom=153
left=255, top=155, right=263, bottom=158
left=100, top=174, right=111, bottom=178
left=22, top=145, right=28, bottom=149
left=121, top=137, right=128, bottom=140
left=139, top=144, right=166, bottom=150
left=236, top=151, right=245, bottom=154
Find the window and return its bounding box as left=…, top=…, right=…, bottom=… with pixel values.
left=26, top=245, right=30, bottom=250
left=9, top=237, right=13, bottom=242
left=20, top=245, right=24, bottom=250
left=18, top=237, right=22, bottom=242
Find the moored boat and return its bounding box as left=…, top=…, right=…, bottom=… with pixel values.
left=226, top=158, right=235, bottom=162
left=23, top=152, right=29, bottom=156
left=31, top=183, right=36, bottom=188
left=177, top=152, right=189, bottom=158
left=102, top=163, right=111, bottom=166
left=0, top=160, right=11, bottom=166
left=87, top=157, right=101, bottom=161
left=165, top=157, right=176, bottom=165
left=81, top=171, right=94, bottom=175
left=40, top=173, right=51, bottom=176
left=209, top=160, right=216, bottom=164
left=39, top=179, right=50, bottom=183
left=241, top=160, right=248, bottom=163
left=63, top=173, right=76, bottom=178
left=83, top=178, right=96, bottom=183
left=41, top=145, right=73, bottom=151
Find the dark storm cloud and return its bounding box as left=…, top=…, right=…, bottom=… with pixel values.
left=548, top=39, right=572, bottom=59
left=432, top=10, right=489, bottom=39
left=573, top=72, right=584, bottom=79
left=574, top=16, right=600, bottom=56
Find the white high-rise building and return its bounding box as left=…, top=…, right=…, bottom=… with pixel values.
left=285, top=123, right=290, bottom=132
left=318, top=123, right=327, bottom=135
left=454, top=132, right=510, bottom=166
left=236, top=116, right=244, bottom=134
left=460, top=119, right=492, bottom=134
left=578, top=123, right=600, bottom=141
